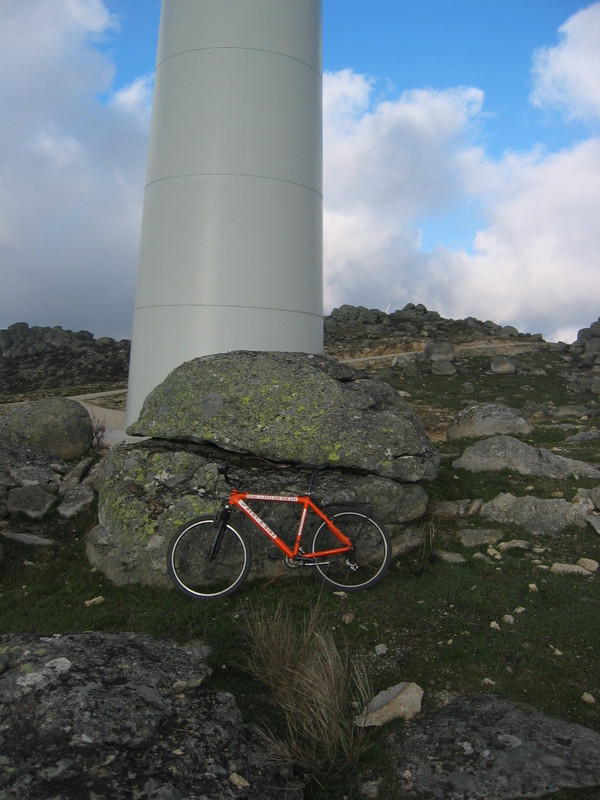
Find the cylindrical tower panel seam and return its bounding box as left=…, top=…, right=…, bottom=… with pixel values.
left=143, top=173, right=324, bottom=199
left=132, top=303, right=324, bottom=319
left=156, top=47, right=322, bottom=78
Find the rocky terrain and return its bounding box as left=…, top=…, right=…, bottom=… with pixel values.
left=1, top=305, right=600, bottom=800
left=0, top=322, right=129, bottom=401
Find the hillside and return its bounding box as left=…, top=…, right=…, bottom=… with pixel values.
left=1, top=302, right=598, bottom=409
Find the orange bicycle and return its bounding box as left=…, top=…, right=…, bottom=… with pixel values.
left=167, top=465, right=391, bottom=599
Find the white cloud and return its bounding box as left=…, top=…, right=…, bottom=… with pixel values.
left=323, top=72, right=486, bottom=313
left=322, top=5, right=600, bottom=342
left=0, top=0, right=149, bottom=339
left=445, top=138, right=600, bottom=339
left=110, top=74, right=154, bottom=126
left=530, top=2, right=600, bottom=124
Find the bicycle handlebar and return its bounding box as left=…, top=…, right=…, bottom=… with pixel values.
left=217, top=464, right=236, bottom=488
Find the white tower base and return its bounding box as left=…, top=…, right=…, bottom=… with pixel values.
left=126, top=0, right=323, bottom=426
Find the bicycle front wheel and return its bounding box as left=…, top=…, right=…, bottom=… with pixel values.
left=311, top=511, right=390, bottom=591
left=167, top=516, right=251, bottom=599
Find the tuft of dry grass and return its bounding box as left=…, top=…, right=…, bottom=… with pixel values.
left=90, top=414, right=107, bottom=449
left=240, top=601, right=372, bottom=780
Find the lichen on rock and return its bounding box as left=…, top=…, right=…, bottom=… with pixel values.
left=127, top=352, right=439, bottom=482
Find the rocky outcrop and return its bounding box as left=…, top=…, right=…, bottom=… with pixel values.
left=128, top=352, right=439, bottom=482
left=0, top=397, right=93, bottom=460
left=0, top=439, right=98, bottom=526
left=323, top=303, right=536, bottom=358
left=573, top=318, right=600, bottom=357
left=90, top=352, right=438, bottom=588
left=389, top=694, right=600, bottom=799
left=480, top=492, right=591, bottom=535
left=446, top=403, right=532, bottom=441
left=0, top=322, right=129, bottom=398
left=453, top=435, right=600, bottom=479
left=0, top=632, right=298, bottom=800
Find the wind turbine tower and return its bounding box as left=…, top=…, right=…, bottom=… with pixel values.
left=126, top=0, right=323, bottom=426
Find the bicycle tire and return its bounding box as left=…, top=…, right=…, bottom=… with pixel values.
left=311, top=511, right=391, bottom=591
left=167, top=516, right=251, bottom=599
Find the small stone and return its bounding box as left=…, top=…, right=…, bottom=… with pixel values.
left=333, top=591, right=348, bottom=599
left=582, top=692, right=596, bottom=705
left=586, top=513, right=600, bottom=534
left=529, top=583, right=538, bottom=592
left=342, top=612, right=355, bottom=625
left=468, top=499, right=483, bottom=515
left=229, top=772, right=250, bottom=789
left=0, top=531, right=57, bottom=547
left=482, top=678, right=496, bottom=685
left=435, top=550, right=466, bottom=564
left=577, top=557, right=599, bottom=573
left=7, top=485, right=55, bottom=520
left=359, top=778, right=382, bottom=799
left=374, top=644, right=388, bottom=656
left=358, top=682, right=424, bottom=727
left=514, top=607, right=526, bottom=614
left=58, top=485, right=95, bottom=519
left=458, top=529, right=503, bottom=548
left=502, top=615, right=515, bottom=625
left=497, top=539, right=533, bottom=552
left=490, top=621, right=500, bottom=631
left=84, top=596, right=104, bottom=607
left=550, top=563, right=594, bottom=576
left=497, top=733, right=522, bottom=748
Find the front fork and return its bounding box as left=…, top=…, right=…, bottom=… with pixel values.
left=209, top=505, right=231, bottom=559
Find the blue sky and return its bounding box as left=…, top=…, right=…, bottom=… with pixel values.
left=105, top=1, right=593, bottom=155
left=1, top=0, right=599, bottom=342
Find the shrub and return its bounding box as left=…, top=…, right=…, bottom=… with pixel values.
left=240, top=601, right=372, bottom=779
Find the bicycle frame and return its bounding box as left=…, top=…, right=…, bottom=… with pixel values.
left=226, top=489, right=354, bottom=560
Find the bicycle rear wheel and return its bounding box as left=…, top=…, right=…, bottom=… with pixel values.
left=311, top=511, right=390, bottom=591
left=167, top=516, right=251, bottom=599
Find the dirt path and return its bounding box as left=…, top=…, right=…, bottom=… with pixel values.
left=339, top=338, right=541, bottom=366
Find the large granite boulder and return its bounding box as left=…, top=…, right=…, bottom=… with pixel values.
left=0, top=397, right=93, bottom=460
left=389, top=694, right=600, bottom=799
left=90, top=443, right=430, bottom=587
left=127, top=352, right=439, bottom=482
left=480, top=493, right=591, bottom=535
left=0, top=632, right=296, bottom=800
left=92, top=352, right=438, bottom=588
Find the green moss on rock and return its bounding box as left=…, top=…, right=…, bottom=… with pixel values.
left=127, top=352, right=439, bottom=482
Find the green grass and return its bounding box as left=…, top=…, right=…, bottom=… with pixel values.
left=0, top=381, right=127, bottom=405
